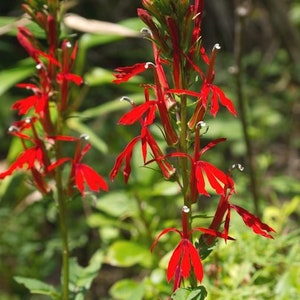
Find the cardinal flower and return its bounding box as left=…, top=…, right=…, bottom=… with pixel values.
left=0, top=118, right=49, bottom=181
left=205, top=176, right=275, bottom=245
left=113, top=62, right=151, bottom=84
left=151, top=206, right=233, bottom=291
left=48, top=137, right=108, bottom=195
left=110, top=126, right=175, bottom=183
left=230, top=204, right=275, bottom=239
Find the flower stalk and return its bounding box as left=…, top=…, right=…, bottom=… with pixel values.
left=0, top=1, right=107, bottom=298
left=111, top=0, right=275, bottom=295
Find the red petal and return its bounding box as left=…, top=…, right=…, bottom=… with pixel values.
left=167, top=242, right=183, bottom=281
left=118, top=101, right=155, bottom=125
left=0, top=147, right=41, bottom=179
left=195, top=163, right=209, bottom=196
left=76, top=164, right=108, bottom=194
left=231, top=204, right=275, bottom=238
left=113, top=63, right=149, bottom=84
left=75, top=165, right=85, bottom=194
left=57, top=73, right=83, bottom=85
left=201, top=161, right=226, bottom=195
left=180, top=240, right=191, bottom=278
left=188, top=241, right=203, bottom=282
left=192, top=227, right=235, bottom=241
left=12, top=95, right=37, bottom=115
left=110, top=136, right=141, bottom=182
left=48, top=157, right=70, bottom=172
left=199, top=138, right=226, bottom=156
left=212, top=85, right=237, bottom=116
left=150, top=227, right=182, bottom=252
left=210, top=86, right=220, bottom=117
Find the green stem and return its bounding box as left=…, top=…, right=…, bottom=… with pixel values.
left=234, top=1, right=260, bottom=215
left=55, top=141, right=70, bottom=300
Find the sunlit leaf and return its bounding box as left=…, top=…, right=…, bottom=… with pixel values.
left=106, top=240, right=153, bottom=268
left=14, top=276, right=60, bottom=299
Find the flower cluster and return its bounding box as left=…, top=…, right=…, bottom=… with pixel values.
left=111, top=0, right=275, bottom=292
left=0, top=3, right=107, bottom=197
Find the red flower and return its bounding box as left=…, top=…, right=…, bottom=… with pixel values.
left=0, top=119, right=49, bottom=182
left=153, top=138, right=230, bottom=197
left=12, top=83, right=49, bottom=116
left=110, top=126, right=175, bottom=183
left=230, top=204, right=275, bottom=239
left=113, top=62, right=150, bottom=84
left=151, top=206, right=233, bottom=291
left=0, top=146, right=44, bottom=180
left=17, top=26, right=41, bottom=62
left=205, top=177, right=275, bottom=245
left=111, top=84, right=176, bottom=182
left=48, top=139, right=108, bottom=195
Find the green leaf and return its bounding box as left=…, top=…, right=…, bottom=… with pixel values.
left=0, top=58, right=35, bottom=96
left=197, top=236, right=217, bottom=261
left=79, top=93, right=145, bottom=120
left=69, top=252, right=103, bottom=300
left=14, top=276, right=60, bottom=299
left=110, top=279, right=145, bottom=300
left=67, top=118, right=108, bottom=154
left=94, top=191, right=138, bottom=218
left=172, top=286, right=207, bottom=300
left=106, top=240, right=153, bottom=268
left=84, top=67, right=114, bottom=86
left=171, top=288, right=190, bottom=300
left=0, top=17, right=45, bottom=38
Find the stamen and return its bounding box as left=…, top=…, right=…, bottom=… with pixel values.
left=192, top=12, right=201, bottom=20
left=232, top=163, right=244, bottom=172
left=145, top=62, right=155, bottom=69
left=182, top=205, right=190, bottom=214
left=196, top=121, right=209, bottom=134
left=36, top=63, right=43, bottom=70
left=120, top=96, right=134, bottom=105
left=8, top=125, right=19, bottom=133
left=197, top=121, right=206, bottom=128
left=80, top=134, right=90, bottom=141
left=140, top=27, right=152, bottom=37
left=213, top=43, right=221, bottom=51
left=66, top=41, right=72, bottom=48
left=25, top=117, right=32, bottom=124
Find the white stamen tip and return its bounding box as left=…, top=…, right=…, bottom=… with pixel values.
left=182, top=206, right=190, bottom=213
left=36, top=64, right=43, bottom=70
left=8, top=125, right=19, bottom=133
left=213, top=43, right=221, bottom=51
left=140, top=27, right=152, bottom=36
left=232, top=163, right=244, bottom=172
left=25, top=117, right=32, bottom=124
left=80, top=134, right=90, bottom=140
left=197, top=121, right=207, bottom=128
left=145, top=62, right=155, bottom=69
left=120, top=96, right=134, bottom=105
